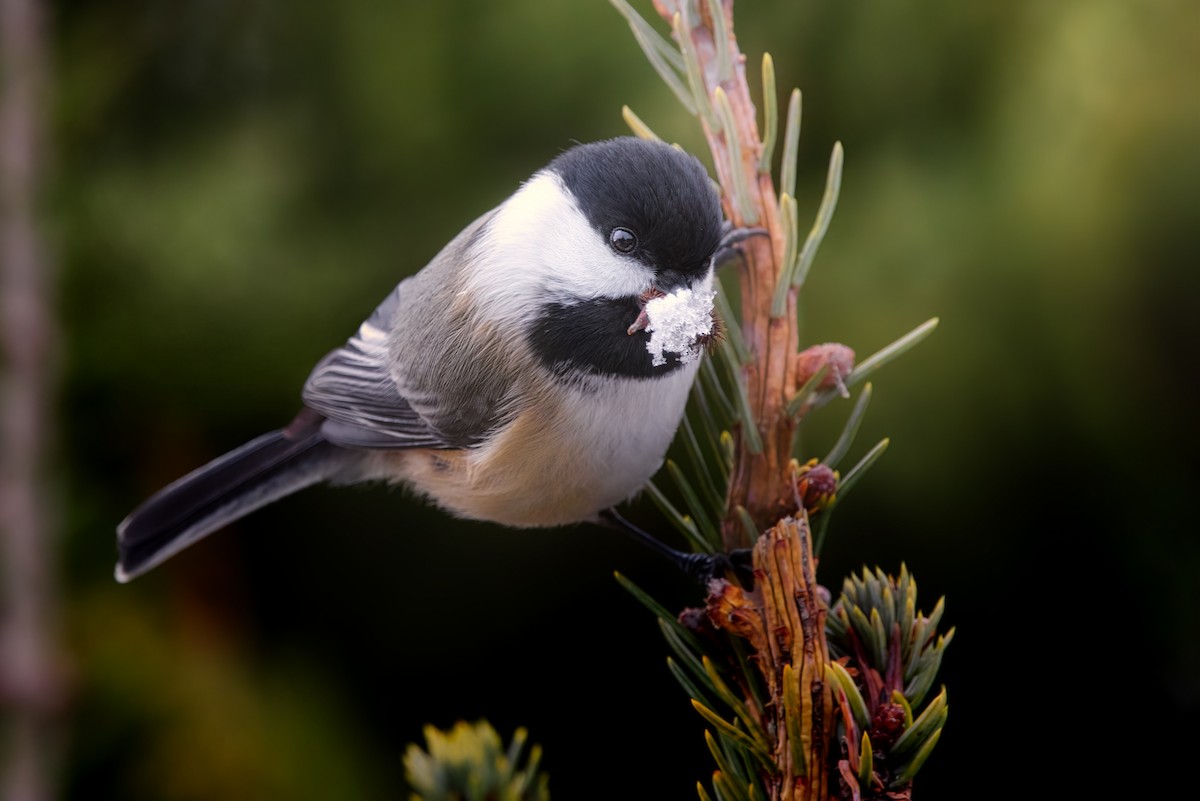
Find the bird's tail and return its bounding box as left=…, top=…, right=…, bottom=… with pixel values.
left=116, top=411, right=347, bottom=582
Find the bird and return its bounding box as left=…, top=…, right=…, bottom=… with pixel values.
left=115, top=136, right=731, bottom=583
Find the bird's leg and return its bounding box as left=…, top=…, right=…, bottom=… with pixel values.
left=712, top=222, right=769, bottom=269
left=599, top=507, right=753, bottom=586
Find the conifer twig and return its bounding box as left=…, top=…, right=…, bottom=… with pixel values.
left=612, top=3, right=947, bottom=798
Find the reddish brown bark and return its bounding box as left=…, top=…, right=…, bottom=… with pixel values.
left=655, top=0, right=802, bottom=544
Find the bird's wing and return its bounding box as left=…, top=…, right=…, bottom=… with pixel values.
left=302, top=285, right=454, bottom=450
left=304, top=211, right=516, bottom=451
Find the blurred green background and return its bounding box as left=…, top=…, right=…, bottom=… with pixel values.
left=37, top=0, right=1200, bottom=798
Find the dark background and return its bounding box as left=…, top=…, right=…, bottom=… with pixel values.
left=39, top=0, right=1199, bottom=798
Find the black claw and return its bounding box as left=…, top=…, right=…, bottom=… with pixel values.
left=728, top=547, right=755, bottom=587
left=713, top=223, right=769, bottom=269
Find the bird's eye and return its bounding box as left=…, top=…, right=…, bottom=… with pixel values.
left=610, top=227, right=637, bottom=254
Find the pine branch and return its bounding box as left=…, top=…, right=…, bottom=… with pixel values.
left=611, top=2, right=947, bottom=799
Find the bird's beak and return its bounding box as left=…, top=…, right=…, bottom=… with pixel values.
left=626, top=286, right=666, bottom=335
left=627, top=266, right=709, bottom=335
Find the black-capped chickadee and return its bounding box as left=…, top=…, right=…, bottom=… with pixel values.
left=116, top=137, right=727, bottom=582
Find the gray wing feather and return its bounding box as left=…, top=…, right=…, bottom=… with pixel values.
left=302, top=278, right=456, bottom=448
left=303, top=285, right=452, bottom=449
left=301, top=211, right=506, bottom=451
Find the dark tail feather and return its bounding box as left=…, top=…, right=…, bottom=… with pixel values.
left=116, top=416, right=346, bottom=582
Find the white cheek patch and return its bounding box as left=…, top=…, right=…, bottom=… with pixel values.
left=466, top=172, right=654, bottom=325
left=643, top=287, right=716, bottom=367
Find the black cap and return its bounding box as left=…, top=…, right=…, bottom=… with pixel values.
left=550, top=137, right=723, bottom=284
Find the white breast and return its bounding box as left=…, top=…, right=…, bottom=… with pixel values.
left=387, top=363, right=700, bottom=527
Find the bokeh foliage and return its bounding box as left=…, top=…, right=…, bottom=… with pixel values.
left=46, top=1, right=1199, bottom=799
